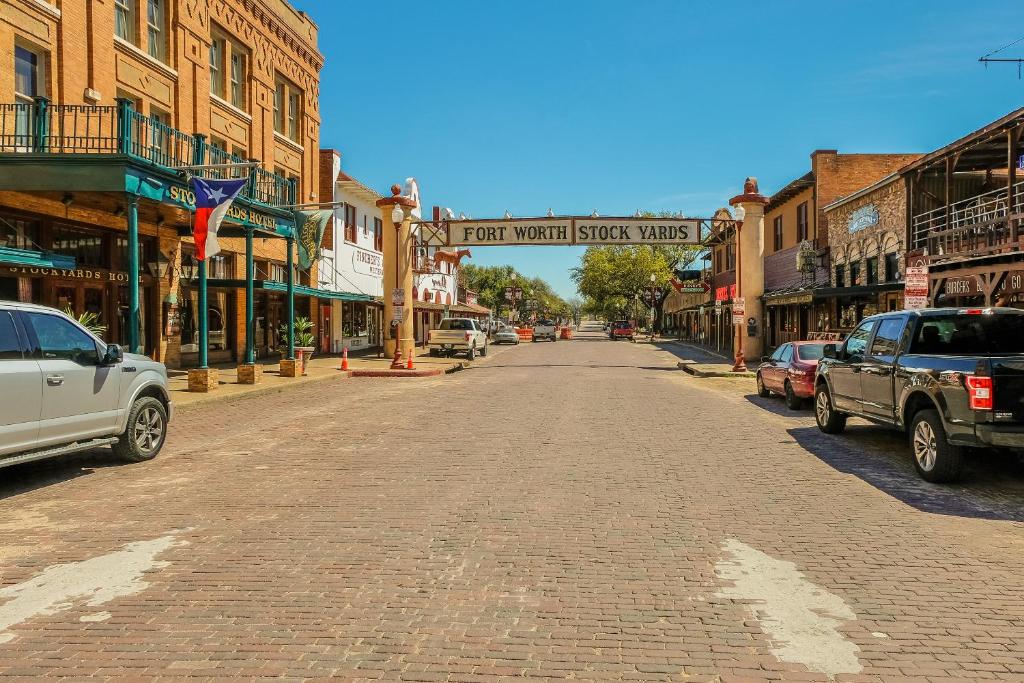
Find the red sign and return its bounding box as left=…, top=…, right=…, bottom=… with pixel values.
left=715, top=284, right=736, bottom=302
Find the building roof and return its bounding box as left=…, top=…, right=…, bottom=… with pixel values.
left=766, top=172, right=815, bottom=211
left=336, top=170, right=383, bottom=203
left=899, top=106, right=1024, bottom=174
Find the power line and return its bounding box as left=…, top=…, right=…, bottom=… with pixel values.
left=979, top=36, right=1024, bottom=79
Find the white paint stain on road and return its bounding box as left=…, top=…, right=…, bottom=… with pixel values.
left=715, top=538, right=862, bottom=679
left=0, top=532, right=184, bottom=643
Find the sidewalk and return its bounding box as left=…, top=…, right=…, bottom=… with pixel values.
left=654, top=339, right=756, bottom=378
left=170, top=347, right=468, bottom=410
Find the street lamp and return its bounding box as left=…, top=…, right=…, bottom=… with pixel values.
left=390, top=204, right=406, bottom=369
left=649, top=273, right=657, bottom=340
left=509, top=272, right=518, bottom=325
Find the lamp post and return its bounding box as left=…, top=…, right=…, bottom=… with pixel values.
left=509, top=272, right=517, bottom=325
left=391, top=203, right=405, bottom=369
left=649, top=272, right=657, bottom=340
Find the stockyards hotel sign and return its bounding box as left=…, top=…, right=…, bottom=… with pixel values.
left=446, top=217, right=699, bottom=247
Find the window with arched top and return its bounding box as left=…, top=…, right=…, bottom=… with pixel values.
left=422, top=289, right=431, bottom=302
left=412, top=286, right=418, bottom=300
left=435, top=291, right=441, bottom=304
left=445, top=293, right=452, bottom=305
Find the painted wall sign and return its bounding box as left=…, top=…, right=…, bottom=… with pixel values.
left=945, top=271, right=1024, bottom=297
left=351, top=248, right=383, bottom=277
left=445, top=217, right=699, bottom=246
left=848, top=204, right=880, bottom=233
left=5, top=265, right=138, bottom=282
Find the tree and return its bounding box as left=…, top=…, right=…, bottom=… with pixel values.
left=571, top=240, right=703, bottom=332
left=460, top=264, right=570, bottom=323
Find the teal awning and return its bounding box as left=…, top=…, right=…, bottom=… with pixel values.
left=204, top=278, right=373, bottom=302
left=0, top=246, right=76, bottom=269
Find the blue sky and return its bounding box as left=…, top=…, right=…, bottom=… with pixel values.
left=290, top=0, right=1024, bottom=299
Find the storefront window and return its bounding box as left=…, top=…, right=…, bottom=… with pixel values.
left=341, top=301, right=368, bottom=338
left=884, top=252, right=899, bottom=282
left=117, top=285, right=147, bottom=350
left=52, top=224, right=107, bottom=268
left=866, top=256, right=878, bottom=285
left=0, top=215, right=41, bottom=250
left=116, top=235, right=157, bottom=271
left=834, top=264, right=845, bottom=288
left=178, top=287, right=230, bottom=355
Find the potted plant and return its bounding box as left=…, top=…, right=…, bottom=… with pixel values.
left=279, top=316, right=316, bottom=374
left=63, top=307, right=107, bottom=337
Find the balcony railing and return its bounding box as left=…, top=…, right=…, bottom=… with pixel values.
left=0, top=98, right=294, bottom=208
left=911, top=181, right=1024, bottom=260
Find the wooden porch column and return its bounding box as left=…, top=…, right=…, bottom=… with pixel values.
left=1009, top=127, right=1020, bottom=242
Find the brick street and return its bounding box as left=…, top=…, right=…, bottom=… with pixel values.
left=1, top=329, right=1024, bottom=681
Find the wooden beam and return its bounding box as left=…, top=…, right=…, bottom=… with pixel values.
left=929, top=276, right=947, bottom=306
left=1011, top=126, right=1020, bottom=242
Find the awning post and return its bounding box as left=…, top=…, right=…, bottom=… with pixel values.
left=126, top=194, right=140, bottom=354
left=198, top=259, right=208, bottom=369
left=286, top=235, right=295, bottom=360
left=245, top=227, right=255, bottom=364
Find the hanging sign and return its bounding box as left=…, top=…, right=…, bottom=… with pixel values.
left=391, top=288, right=405, bottom=306
left=732, top=296, right=745, bottom=325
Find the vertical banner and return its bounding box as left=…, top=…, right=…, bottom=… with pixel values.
left=294, top=209, right=332, bottom=270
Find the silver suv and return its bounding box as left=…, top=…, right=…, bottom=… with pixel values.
left=0, top=302, right=172, bottom=468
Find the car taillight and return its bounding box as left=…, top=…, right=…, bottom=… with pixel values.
left=966, top=375, right=993, bottom=410
left=465, top=332, right=471, bottom=342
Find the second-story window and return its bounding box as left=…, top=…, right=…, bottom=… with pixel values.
left=773, top=215, right=783, bottom=251
left=230, top=51, right=244, bottom=108
left=725, top=243, right=735, bottom=270
left=274, top=76, right=303, bottom=144
left=796, top=201, right=809, bottom=242
left=147, top=0, right=166, bottom=61
left=884, top=252, right=899, bottom=282
left=866, top=256, right=878, bottom=285
left=373, top=217, right=383, bottom=252
left=115, top=0, right=135, bottom=43
left=835, top=264, right=845, bottom=288
left=344, top=204, right=357, bottom=243
left=849, top=261, right=861, bottom=286
left=209, top=39, right=223, bottom=97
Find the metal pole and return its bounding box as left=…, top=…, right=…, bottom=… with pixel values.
left=198, top=259, right=208, bottom=368
left=127, top=194, right=140, bottom=354
left=286, top=236, right=295, bottom=360
left=245, top=227, right=255, bottom=364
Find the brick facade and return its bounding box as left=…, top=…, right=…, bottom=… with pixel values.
left=825, top=176, right=909, bottom=285
left=0, top=0, right=322, bottom=369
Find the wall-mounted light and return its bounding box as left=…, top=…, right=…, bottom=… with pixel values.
left=61, top=193, right=74, bottom=207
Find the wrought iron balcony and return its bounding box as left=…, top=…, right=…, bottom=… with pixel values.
left=0, top=97, right=294, bottom=208
left=911, top=181, right=1024, bottom=261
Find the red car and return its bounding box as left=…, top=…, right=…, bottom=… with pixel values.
left=610, top=320, right=635, bottom=341
left=756, top=341, right=827, bottom=409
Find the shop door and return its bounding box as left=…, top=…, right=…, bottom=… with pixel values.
left=320, top=304, right=331, bottom=354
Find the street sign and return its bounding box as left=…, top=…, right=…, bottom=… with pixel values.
left=905, top=266, right=929, bottom=310
left=392, top=308, right=404, bottom=322
left=391, top=288, right=405, bottom=306
left=701, top=280, right=711, bottom=293
left=732, top=296, right=745, bottom=325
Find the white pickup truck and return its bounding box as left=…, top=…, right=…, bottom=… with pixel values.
left=532, top=319, right=558, bottom=342
left=427, top=318, right=489, bottom=360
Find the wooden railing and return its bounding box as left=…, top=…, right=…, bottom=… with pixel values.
left=0, top=97, right=294, bottom=207
left=911, top=181, right=1024, bottom=260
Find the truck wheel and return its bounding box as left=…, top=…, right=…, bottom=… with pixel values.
left=429, top=348, right=439, bottom=357
left=467, top=345, right=476, bottom=361
left=814, top=384, right=846, bottom=434
left=480, top=343, right=488, bottom=357
left=910, top=409, right=965, bottom=483
left=112, top=396, right=167, bottom=463
left=784, top=381, right=803, bottom=410
left=756, top=373, right=771, bottom=398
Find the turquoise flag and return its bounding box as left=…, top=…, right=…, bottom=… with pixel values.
left=294, top=209, right=331, bottom=270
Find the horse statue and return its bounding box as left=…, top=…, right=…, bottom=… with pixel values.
left=433, top=248, right=472, bottom=270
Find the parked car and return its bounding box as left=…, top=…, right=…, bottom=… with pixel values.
left=814, top=307, right=1024, bottom=483
left=427, top=317, right=489, bottom=360
left=494, top=326, right=520, bottom=345
left=0, top=302, right=172, bottom=469
left=533, top=319, right=558, bottom=342
left=610, top=320, right=635, bottom=341
left=756, top=341, right=827, bottom=409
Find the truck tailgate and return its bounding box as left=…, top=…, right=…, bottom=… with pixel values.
left=993, top=357, right=1024, bottom=423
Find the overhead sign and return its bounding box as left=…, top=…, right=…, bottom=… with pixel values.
left=904, top=266, right=929, bottom=310
left=445, top=217, right=699, bottom=247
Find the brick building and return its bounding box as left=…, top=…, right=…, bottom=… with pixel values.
left=0, top=0, right=323, bottom=368
left=761, top=150, right=920, bottom=348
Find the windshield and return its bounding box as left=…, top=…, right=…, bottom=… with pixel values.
left=537, top=319, right=554, bottom=326
left=909, top=313, right=1024, bottom=355
left=614, top=321, right=632, bottom=329
left=795, top=344, right=825, bottom=361
left=439, top=319, right=474, bottom=331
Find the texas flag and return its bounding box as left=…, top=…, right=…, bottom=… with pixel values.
left=190, top=177, right=248, bottom=261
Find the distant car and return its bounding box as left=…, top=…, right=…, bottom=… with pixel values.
left=610, top=320, right=635, bottom=341
left=494, top=327, right=520, bottom=344
left=533, top=319, right=558, bottom=342
left=756, top=341, right=826, bottom=409
left=0, top=302, right=173, bottom=469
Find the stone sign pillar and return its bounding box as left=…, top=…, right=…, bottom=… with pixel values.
left=729, top=178, right=769, bottom=366
left=377, top=184, right=417, bottom=362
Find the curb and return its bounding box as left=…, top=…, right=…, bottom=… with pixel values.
left=677, top=361, right=755, bottom=378
left=348, top=368, right=445, bottom=378
left=173, top=370, right=350, bottom=412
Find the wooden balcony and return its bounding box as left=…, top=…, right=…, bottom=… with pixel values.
left=911, top=181, right=1024, bottom=262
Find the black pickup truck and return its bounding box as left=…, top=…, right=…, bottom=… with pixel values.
left=814, top=308, right=1024, bottom=483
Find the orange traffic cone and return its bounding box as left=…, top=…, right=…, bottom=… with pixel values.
left=340, top=346, right=349, bottom=371
left=406, top=348, right=415, bottom=370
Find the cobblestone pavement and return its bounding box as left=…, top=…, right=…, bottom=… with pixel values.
left=1, top=329, right=1024, bottom=681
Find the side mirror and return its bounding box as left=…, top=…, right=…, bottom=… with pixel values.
left=102, top=344, right=124, bottom=365
left=822, top=343, right=837, bottom=359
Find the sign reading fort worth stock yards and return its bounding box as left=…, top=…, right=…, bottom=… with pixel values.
left=446, top=217, right=699, bottom=247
